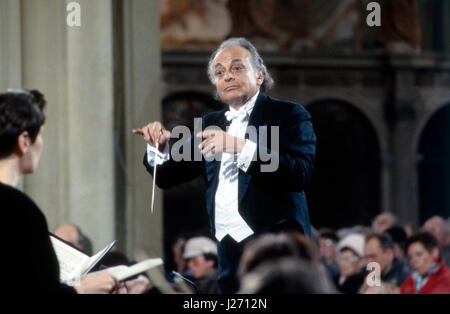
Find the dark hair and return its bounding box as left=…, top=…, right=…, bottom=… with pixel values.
left=238, top=232, right=318, bottom=278
left=239, top=258, right=336, bottom=294
left=319, top=227, right=339, bottom=243
left=366, top=233, right=394, bottom=250
left=405, top=232, right=439, bottom=254
left=0, top=89, right=46, bottom=158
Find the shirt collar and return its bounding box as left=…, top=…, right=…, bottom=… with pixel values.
left=228, top=91, right=259, bottom=117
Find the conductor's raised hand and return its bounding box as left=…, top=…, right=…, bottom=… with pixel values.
left=132, top=121, right=171, bottom=152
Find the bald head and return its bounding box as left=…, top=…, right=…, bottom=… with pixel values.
left=423, top=216, right=448, bottom=247
left=371, top=213, right=397, bottom=233
left=54, top=223, right=84, bottom=250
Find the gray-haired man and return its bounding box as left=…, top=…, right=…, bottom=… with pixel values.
left=133, top=38, right=316, bottom=293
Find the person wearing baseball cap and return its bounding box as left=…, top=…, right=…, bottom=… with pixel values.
left=183, top=236, right=219, bottom=294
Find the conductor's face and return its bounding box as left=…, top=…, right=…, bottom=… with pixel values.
left=212, top=46, right=264, bottom=108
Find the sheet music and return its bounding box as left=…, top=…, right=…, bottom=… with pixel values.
left=50, top=234, right=116, bottom=283
left=50, top=236, right=89, bottom=283
left=105, top=258, right=163, bottom=281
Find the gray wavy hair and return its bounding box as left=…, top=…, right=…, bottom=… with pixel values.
left=207, top=38, right=274, bottom=92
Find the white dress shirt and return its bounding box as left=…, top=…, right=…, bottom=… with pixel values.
left=146, top=92, right=259, bottom=243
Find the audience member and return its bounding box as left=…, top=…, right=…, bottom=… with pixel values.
left=238, top=232, right=319, bottom=280
left=337, top=225, right=371, bottom=240
left=371, top=212, right=397, bottom=233
left=319, top=228, right=339, bottom=266
left=54, top=223, right=93, bottom=255
left=183, top=236, right=219, bottom=294
left=401, top=232, right=450, bottom=294
left=385, top=226, right=408, bottom=259
left=364, top=233, right=411, bottom=287
left=422, top=216, right=450, bottom=267
left=335, top=233, right=366, bottom=294
left=239, top=257, right=336, bottom=294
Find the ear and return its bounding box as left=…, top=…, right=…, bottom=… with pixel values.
left=17, top=131, right=31, bottom=156
left=431, top=247, right=440, bottom=260
left=256, top=71, right=264, bottom=86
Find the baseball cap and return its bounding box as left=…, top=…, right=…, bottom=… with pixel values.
left=336, top=233, right=365, bottom=258
left=183, top=236, right=217, bottom=259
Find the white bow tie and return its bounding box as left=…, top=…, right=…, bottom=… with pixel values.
left=225, top=110, right=248, bottom=122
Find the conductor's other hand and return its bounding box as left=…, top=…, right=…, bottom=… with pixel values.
left=73, top=271, right=120, bottom=294
left=132, top=121, right=171, bottom=152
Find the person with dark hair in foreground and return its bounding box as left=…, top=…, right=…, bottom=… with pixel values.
left=0, top=89, right=119, bottom=294
left=239, top=257, right=335, bottom=294
left=237, top=233, right=335, bottom=293
left=401, top=232, right=450, bottom=294
left=238, top=232, right=319, bottom=279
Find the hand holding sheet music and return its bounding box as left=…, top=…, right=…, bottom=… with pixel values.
left=50, top=234, right=116, bottom=284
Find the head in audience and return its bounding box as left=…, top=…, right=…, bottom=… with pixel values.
left=239, top=257, right=336, bottom=294
left=54, top=223, right=93, bottom=255
left=364, top=233, right=395, bottom=276
left=183, top=236, right=218, bottom=279
left=385, top=226, right=408, bottom=259
left=406, top=232, right=440, bottom=277
left=336, top=233, right=365, bottom=279
left=319, top=228, right=339, bottom=265
left=238, top=232, right=319, bottom=279
left=0, top=89, right=46, bottom=185
left=403, top=223, right=414, bottom=238
left=422, top=216, right=449, bottom=248
left=337, top=225, right=372, bottom=239
left=171, top=232, right=195, bottom=275
left=371, top=212, right=397, bottom=233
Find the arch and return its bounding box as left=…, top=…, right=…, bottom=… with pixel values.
left=414, top=96, right=450, bottom=154
left=305, top=99, right=382, bottom=229
left=417, top=102, right=450, bottom=223
left=304, top=94, right=388, bottom=155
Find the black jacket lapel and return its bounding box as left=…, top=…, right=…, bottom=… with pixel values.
left=238, top=92, right=267, bottom=204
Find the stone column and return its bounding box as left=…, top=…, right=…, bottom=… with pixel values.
left=118, top=0, right=163, bottom=258
left=20, top=0, right=116, bottom=251
left=0, top=0, right=22, bottom=90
